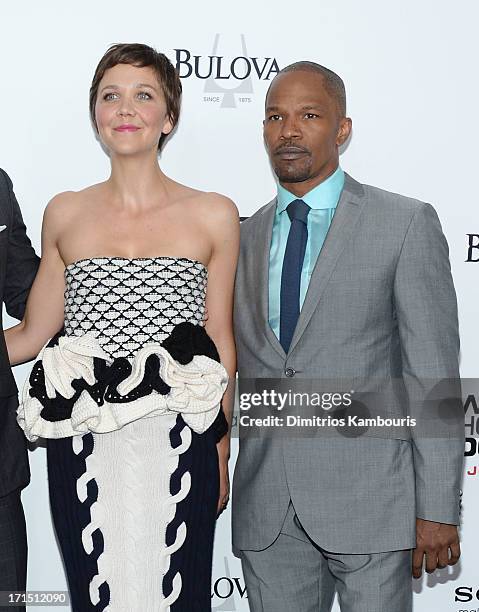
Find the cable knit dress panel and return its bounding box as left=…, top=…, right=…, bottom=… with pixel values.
left=31, top=257, right=222, bottom=612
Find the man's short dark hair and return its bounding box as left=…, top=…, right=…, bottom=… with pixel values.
left=89, top=43, right=182, bottom=150
left=274, top=61, right=347, bottom=117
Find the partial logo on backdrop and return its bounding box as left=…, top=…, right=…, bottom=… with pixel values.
left=455, top=585, right=479, bottom=605
left=212, top=557, right=247, bottom=611
left=174, top=34, right=280, bottom=108
left=465, top=392, right=479, bottom=458
left=465, top=391, right=479, bottom=480
left=466, top=234, right=479, bottom=261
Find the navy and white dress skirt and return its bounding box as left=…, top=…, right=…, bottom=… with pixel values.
left=17, top=257, right=229, bottom=612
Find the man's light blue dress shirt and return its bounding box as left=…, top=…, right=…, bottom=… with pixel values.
left=268, top=166, right=345, bottom=339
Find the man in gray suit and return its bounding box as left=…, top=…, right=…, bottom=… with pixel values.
left=232, top=62, right=463, bottom=611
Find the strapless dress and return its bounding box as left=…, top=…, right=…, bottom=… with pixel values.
left=18, top=256, right=229, bottom=612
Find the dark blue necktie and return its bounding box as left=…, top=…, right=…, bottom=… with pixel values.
left=280, top=199, right=311, bottom=353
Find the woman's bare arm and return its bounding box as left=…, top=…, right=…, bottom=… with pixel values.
left=202, top=193, right=239, bottom=512
left=5, top=196, right=68, bottom=365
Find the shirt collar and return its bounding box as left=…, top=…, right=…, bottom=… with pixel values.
left=276, top=166, right=345, bottom=213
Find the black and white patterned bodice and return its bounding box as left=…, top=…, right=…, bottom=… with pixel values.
left=64, top=257, right=207, bottom=359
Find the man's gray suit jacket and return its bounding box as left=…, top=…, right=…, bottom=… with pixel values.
left=232, top=173, right=463, bottom=554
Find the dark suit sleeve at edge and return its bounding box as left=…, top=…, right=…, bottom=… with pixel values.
left=0, top=169, right=40, bottom=321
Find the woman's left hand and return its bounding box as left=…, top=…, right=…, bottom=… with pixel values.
left=217, top=444, right=230, bottom=516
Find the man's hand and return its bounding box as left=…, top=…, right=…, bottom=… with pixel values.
left=412, top=518, right=460, bottom=578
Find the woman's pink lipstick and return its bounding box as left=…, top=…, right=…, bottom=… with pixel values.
left=114, top=125, right=140, bottom=132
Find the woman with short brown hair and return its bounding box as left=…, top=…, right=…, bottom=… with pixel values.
left=6, top=43, right=238, bottom=611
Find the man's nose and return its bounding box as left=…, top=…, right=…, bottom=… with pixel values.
left=280, top=116, right=301, bottom=139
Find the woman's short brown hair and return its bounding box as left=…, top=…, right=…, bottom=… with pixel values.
left=89, top=43, right=182, bottom=150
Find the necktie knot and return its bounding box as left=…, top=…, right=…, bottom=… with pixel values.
left=287, top=199, right=310, bottom=225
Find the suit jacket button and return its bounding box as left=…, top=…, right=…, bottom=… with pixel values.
left=285, top=367, right=296, bottom=377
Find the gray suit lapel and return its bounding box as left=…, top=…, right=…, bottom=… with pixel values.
left=255, top=198, right=287, bottom=360
left=287, top=173, right=366, bottom=354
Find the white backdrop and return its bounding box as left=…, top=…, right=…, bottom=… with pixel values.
left=1, top=1, right=478, bottom=610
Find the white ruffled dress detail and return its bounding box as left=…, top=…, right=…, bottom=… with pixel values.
left=18, top=332, right=228, bottom=442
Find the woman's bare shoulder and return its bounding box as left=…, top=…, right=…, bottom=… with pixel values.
left=44, top=184, right=105, bottom=226
left=184, top=187, right=239, bottom=223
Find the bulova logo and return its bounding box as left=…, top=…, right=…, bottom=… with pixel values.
left=211, top=557, right=248, bottom=611
left=466, top=234, right=479, bottom=262
left=174, top=34, right=280, bottom=108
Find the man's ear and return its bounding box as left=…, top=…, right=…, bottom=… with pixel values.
left=337, top=117, right=352, bottom=146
